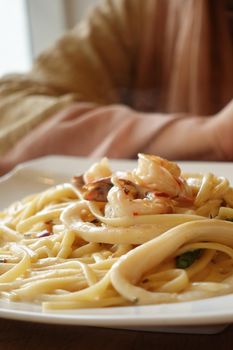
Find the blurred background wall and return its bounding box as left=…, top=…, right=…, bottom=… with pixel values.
left=65, top=0, right=98, bottom=28
left=0, top=0, right=98, bottom=77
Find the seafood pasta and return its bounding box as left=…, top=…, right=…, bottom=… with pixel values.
left=0, top=154, right=233, bottom=311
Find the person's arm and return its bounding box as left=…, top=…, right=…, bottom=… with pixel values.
left=1, top=100, right=230, bottom=177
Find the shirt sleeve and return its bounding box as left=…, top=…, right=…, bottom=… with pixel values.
left=1, top=103, right=178, bottom=160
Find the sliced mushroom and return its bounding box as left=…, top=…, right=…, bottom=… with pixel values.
left=83, top=177, right=113, bottom=202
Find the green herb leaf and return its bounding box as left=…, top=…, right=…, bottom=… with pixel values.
left=175, top=249, right=201, bottom=269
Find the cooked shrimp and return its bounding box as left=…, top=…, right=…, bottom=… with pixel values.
left=130, top=153, right=192, bottom=200
left=105, top=177, right=173, bottom=218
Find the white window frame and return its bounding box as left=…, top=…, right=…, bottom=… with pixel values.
left=26, top=0, right=99, bottom=59
left=26, top=0, right=67, bottom=58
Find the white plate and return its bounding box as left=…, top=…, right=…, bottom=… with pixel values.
left=0, top=156, right=233, bottom=334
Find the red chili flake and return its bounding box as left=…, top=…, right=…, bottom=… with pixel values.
left=154, top=191, right=170, bottom=198
left=133, top=212, right=139, bottom=216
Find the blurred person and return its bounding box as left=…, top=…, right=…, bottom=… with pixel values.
left=0, top=0, right=232, bottom=175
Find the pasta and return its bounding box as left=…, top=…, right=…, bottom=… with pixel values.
left=0, top=153, right=233, bottom=311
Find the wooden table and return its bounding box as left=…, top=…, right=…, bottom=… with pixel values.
left=0, top=318, right=232, bottom=350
